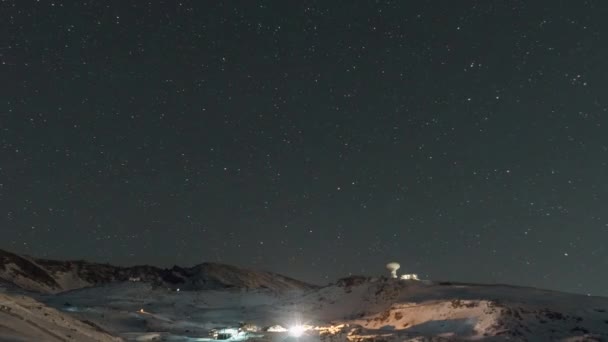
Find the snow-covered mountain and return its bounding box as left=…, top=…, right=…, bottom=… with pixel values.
left=18, top=275, right=606, bottom=341
left=0, top=249, right=314, bottom=294
left=2, top=249, right=608, bottom=341
left=293, top=276, right=608, bottom=341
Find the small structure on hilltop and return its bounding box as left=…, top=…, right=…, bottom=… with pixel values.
left=386, top=262, right=400, bottom=278
left=385, top=262, right=420, bottom=281
left=400, top=273, right=420, bottom=281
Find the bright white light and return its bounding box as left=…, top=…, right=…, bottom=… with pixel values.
left=288, top=325, right=306, bottom=338
left=216, top=328, right=238, bottom=335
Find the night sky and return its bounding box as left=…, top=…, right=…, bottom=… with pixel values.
left=2, top=1, right=608, bottom=296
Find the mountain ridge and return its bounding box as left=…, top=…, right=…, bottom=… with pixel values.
left=0, top=248, right=314, bottom=294
left=3, top=249, right=608, bottom=340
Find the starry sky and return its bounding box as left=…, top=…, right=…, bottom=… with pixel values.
left=2, top=1, right=608, bottom=296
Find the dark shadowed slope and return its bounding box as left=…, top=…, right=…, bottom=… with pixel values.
left=0, top=291, right=121, bottom=342
left=0, top=249, right=315, bottom=294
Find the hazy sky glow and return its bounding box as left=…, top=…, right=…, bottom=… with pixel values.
left=2, top=1, right=608, bottom=296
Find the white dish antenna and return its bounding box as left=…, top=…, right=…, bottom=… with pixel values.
left=386, top=262, right=400, bottom=278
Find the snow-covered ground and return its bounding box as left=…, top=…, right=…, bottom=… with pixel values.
left=7, top=278, right=606, bottom=341
left=35, top=282, right=304, bottom=341
left=0, top=291, right=121, bottom=342
left=3, top=249, right=608, bottom=341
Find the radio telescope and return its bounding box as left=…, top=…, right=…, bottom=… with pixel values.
left=386, top=262, right=400, bottom=278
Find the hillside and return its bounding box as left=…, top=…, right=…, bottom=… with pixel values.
left=0, top=249, right=314, bottom=294
left=29, top=276, right=608, bottom=341
left=0, top=291, right=121, bottom=342
left=296, top=277, right=608, bottom=341
left=2, top=249, right=608, bottom=341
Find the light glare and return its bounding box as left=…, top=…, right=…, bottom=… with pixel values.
left=288, top=325, right=306, bottom=337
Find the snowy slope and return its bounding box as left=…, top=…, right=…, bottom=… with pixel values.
left=0, top=249, right=314, bottom=294
left=0, top=291, right=122, bottom=342
left=38, top=282, right=305, bottom=339
left=3, top=249, right=608, bottom=341
left=288, top=277, right=608, bottom=341
left=29, top=276, right=608, bottom=341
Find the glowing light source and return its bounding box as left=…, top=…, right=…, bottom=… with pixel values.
left=288, top=325, right=306, bottom=338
